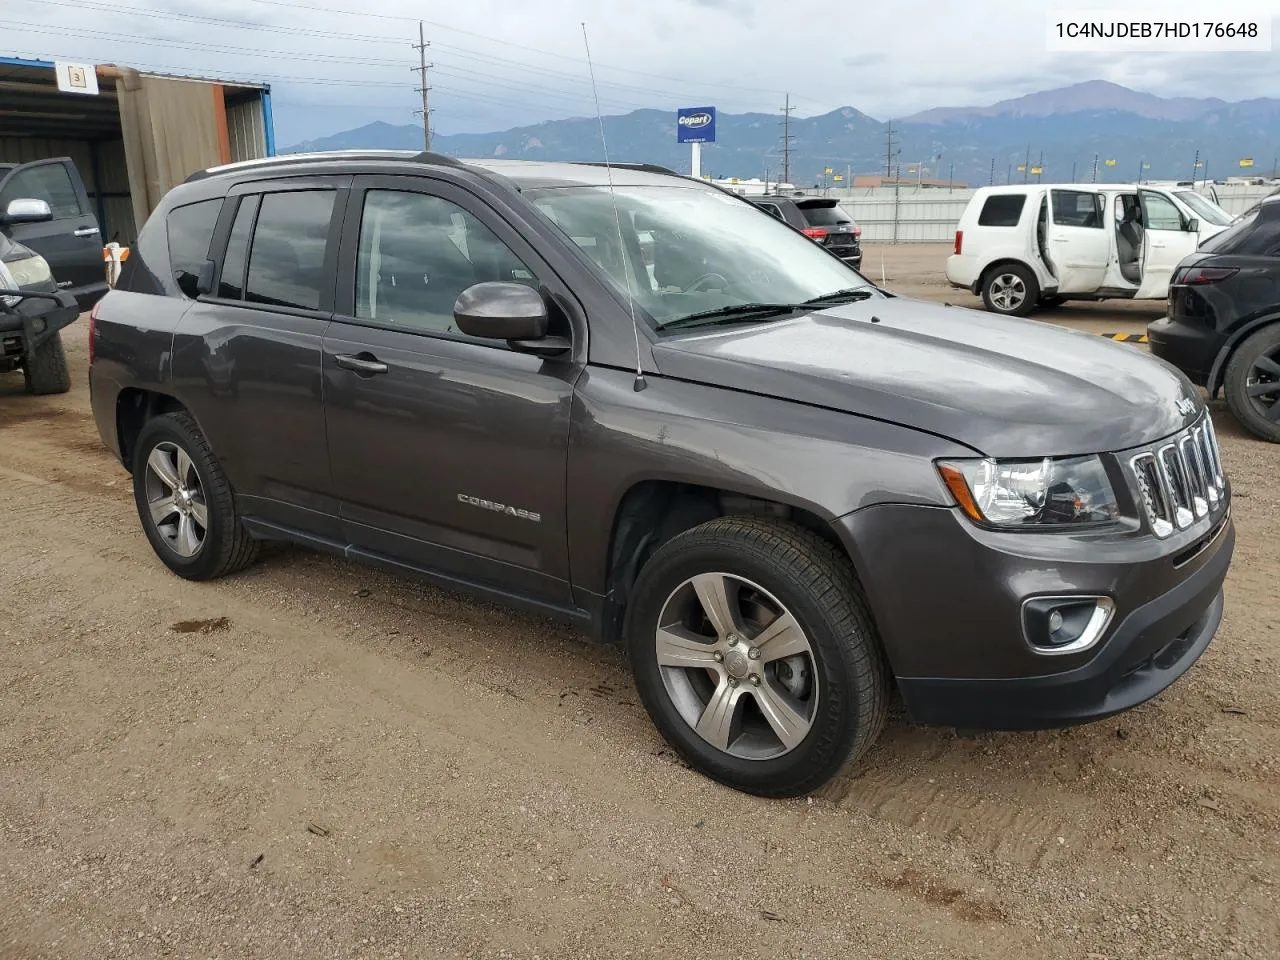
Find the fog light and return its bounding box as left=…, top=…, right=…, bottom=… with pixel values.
left=1022, top=596, right=1116, bottom=656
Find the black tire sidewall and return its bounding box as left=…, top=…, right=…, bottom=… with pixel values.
left=131, top=414, right=232, bottom=579
left=23, top=335, right=70, bottom=395
left=626, top=533, right=870, bottom=797
left=982, top=263, right=1039, bottom=316
left=1225, top=324, right=1280, bottom=443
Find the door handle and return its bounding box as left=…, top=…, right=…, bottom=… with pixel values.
left=74, top=226, right=100, bottom=237
left=334, top=353, right=389, bottom=376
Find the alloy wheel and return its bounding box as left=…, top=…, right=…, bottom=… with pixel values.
left=654, top=572, right=819, bottom=760
left=989, top=273, right=1026, bottom=312
left=144, top=442, right=208, bottom=558
left=1245, top=349, right=1280, bottom=423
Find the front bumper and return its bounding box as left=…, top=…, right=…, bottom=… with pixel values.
left=0, top=289, right=80, bottom=352
left=834, top=500, right=1234, bottom=731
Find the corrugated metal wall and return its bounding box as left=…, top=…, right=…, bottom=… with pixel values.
left=0, top=135, right=137, bottom=243
left=115, top=70, right=225, bottom=236
left=226, top=98, right=267, bottom=163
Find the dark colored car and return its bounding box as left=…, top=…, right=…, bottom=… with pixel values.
left=90, top=152, right=1232, bottom=798
left=0, top=158, right=107, bottom=310
left=753, top=196, right=861, bottom=268
left=1149, top=192, right=1280, bottom=442
left=1, top=198, right=79, bottom=394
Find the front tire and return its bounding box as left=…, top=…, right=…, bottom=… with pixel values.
left=625, top=516, right=888, bottom=798
left=132, top=411, right=259, bottom=580
left=23, top=334, right=71, bottom=395
left=981, top=264, right=1039, bottom=316
left=1224, top=324, right=1280, bottom=442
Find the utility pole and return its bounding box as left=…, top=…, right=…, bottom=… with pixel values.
left=1023, top=144, right=1030, bottom=184
left=1092, top=153, right=1099, bottom=183
left=1072, top=160, right=1077, bottom=182
left=1006, top=163, right=1012, bottom=184
left=989, top=157, right=995, bottom=186
left=413, top=21, right=432, bottom=151
left=884, top=121, right=896, bottom=179
left=1191, top=149, right=1200, bottom=183
left=780, top=93, right=795, bottom=186
left=949, top=162, right=954, bottom=191
left=1036, top=150, right=1043, bottom=182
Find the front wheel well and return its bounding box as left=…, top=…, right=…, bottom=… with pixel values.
left=115, top=388, right=189, bottom=471
left=598, top=480, right=844, bottom=643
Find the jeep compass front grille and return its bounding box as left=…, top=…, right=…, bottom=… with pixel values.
left=1129, top=417, right=1226, bottom=539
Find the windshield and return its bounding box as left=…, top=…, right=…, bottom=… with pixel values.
left=1174, top=190, right=1235, bottom=226
left=525, top=184, right=874, bottom=329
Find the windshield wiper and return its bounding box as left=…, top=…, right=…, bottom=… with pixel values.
left=802, top=288, right=875, bottom=306
left=657, top=302, right=802, bottom=330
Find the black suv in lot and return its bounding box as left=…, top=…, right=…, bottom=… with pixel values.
left=753, top=195, right=861, bottom=268
left=90, top=152, right=1233, bottom=797
left=1149, top=192, right=1280, bottom=443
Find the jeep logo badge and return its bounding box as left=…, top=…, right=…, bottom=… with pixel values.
left=1175, top=397, right=1196, bottom=418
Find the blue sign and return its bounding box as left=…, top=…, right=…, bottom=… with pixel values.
left=677, top=106, right=716, bottom=144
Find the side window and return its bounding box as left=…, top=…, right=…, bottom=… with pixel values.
left=244, top=190, right=336, bottom=310
left=218, top=195, right=258, bottom=300
left=0, top=162, right=83, bottom=219
left=1141, top=193, right=1185, bottom=231
left=759, top=203, right=783, bottom=220
left=1050, top=190, right=1104, bottom=228
left=355, top=190, right=537, bottom=341
left=166, top=199, right=222, bottom=299
left=978, top=194, right=1026, bottom=227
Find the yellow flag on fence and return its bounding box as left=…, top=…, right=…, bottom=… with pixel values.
left=1030, top=166, right=1043, bottom=175
left=1104, top=158, right=1117, bottom=167
left=1240, top=158, right=1255, bottom=168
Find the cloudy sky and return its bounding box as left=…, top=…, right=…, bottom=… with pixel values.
left=3, top=0, right=1279, bottom=145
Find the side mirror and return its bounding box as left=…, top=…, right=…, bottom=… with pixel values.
left=454, top=281, right=549, bottom=341
left=2, top=198, right=53, bottom=224
left=1185, top=218, right=1200, bottom=233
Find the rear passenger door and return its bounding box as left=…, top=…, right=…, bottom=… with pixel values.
left=1136, top=190, right=1200, bottom=299
left=0, top=158, right=102, bottom=302
left=171, top=177, right=347, bottom=538
left=322, top=175, right=583, bottom=605
left=1046, top=189, right=1110, bottom=293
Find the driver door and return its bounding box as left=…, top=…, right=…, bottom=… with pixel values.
left=322, top=176, right=584, bottom=605
left=1046, top=189, right=1110, bottom=293
left=1135, top=190, right=1200, bottom=299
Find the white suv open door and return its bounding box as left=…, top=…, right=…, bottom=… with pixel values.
left=1136, top=189, right=1199, bottom=299
left=1045, top=188, right=1110, bottom=293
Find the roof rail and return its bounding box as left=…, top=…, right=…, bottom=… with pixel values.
left=574, top=161, right=679, bottom=176
left=184, top=149, right=463, bottom=183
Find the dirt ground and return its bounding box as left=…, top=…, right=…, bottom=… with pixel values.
left=2, top=251, right=1277, bottom=960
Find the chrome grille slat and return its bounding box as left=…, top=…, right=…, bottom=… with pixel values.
left=1127, top=415, right=1227, bottom=539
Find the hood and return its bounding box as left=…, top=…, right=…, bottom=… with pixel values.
left=652, top=297, right=1201, bottom=458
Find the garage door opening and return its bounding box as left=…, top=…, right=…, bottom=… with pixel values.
left=0, top=57, right=274, bottom=250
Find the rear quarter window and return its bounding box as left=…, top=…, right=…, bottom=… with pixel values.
left=977, top=194, right=1025, bottom=227
left=166, top=199, right=223, bottom=299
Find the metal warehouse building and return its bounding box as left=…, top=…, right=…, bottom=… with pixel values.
left=1, top=56, right=275, bottom=244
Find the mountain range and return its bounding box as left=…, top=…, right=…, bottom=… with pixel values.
left=284, top=80, right=1280, bottom=186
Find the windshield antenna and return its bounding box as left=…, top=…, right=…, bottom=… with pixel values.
left=581, top=22, right=646, bottom=392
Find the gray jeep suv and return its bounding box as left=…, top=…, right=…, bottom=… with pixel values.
left=89, top=152, right=1234, bottom=797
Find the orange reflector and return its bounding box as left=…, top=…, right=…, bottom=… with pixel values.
left=937, top=463, right=984, bottom=523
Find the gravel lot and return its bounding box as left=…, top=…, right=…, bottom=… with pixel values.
left=2, top=248, right=1277, bottom=960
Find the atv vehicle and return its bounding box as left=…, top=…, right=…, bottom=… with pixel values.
left=1, top=199, right=79, bottom=395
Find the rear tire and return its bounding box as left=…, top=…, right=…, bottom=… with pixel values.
left=625, top=516, right=889, bottom=798
left=132, top=411, right=260, bottom=580
left=23, top=334, right=71, bottom=395
left=981, top=264, right=1039, bottom=316
left=1224, top=324, right=1280, bottom=443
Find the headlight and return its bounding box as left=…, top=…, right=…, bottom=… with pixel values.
left=937, top=456, right=1120, bottom=527
left=5, top=253, right=53, bottom=288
